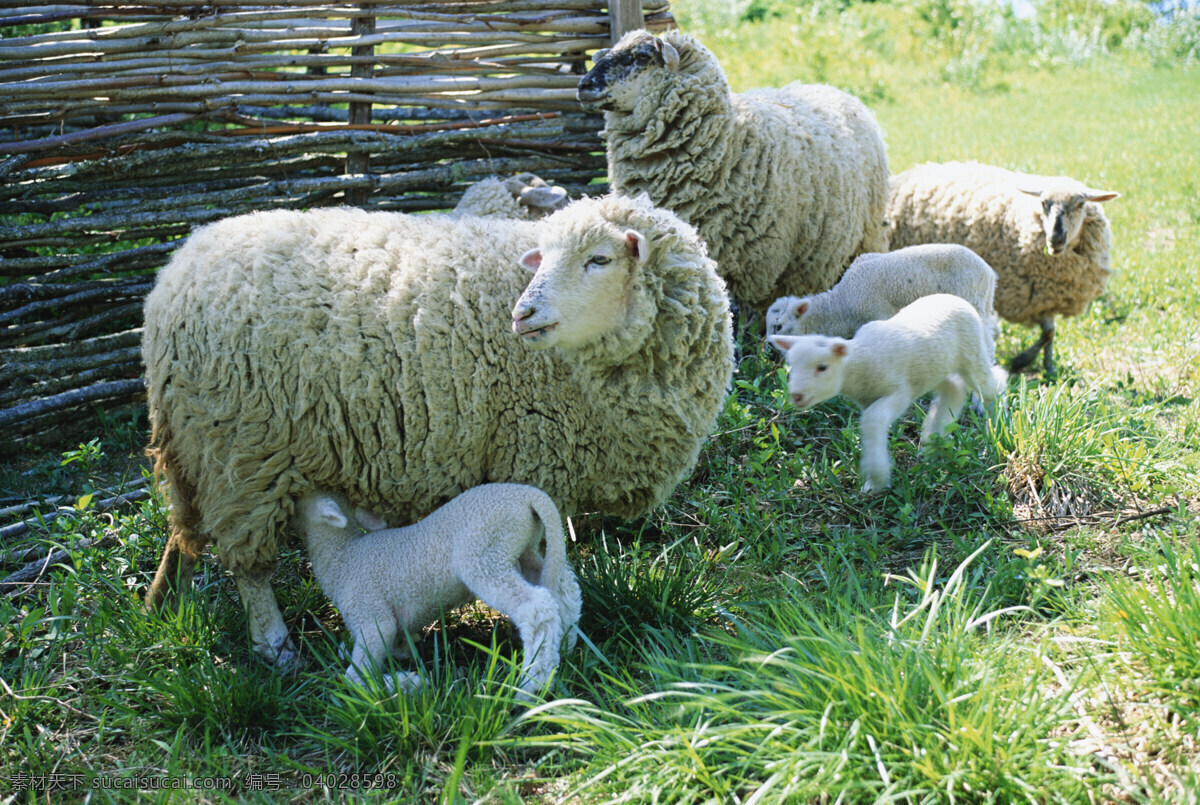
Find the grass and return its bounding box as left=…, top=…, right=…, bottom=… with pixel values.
left=2, top=1, right=1200, bottom=801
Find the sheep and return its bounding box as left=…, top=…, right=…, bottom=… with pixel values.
left=293, top=484, right=581, bottom=696
left=765, top=244, right=999, bottom=341
left=142, top=192, right=733, bottom=668
left=576, top=29, right=889, bottom=315
left=884, top=160, right=1119, bottom=374
left=451, top=172, right=568, bottom=220
left=768, top=294, right=1007, bottom=494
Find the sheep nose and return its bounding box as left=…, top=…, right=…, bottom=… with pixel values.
left=513, top=304, right=536, bottom=323
left=791, top=392, right=805, bottom=407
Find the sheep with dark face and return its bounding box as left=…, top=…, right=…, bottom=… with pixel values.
left=885, top=161, right=1119, bottom=374
left=577, top=29, right=889, bottom=315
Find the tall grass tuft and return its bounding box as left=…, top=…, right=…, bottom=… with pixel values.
left=519, top=545, right=1102, bottom=802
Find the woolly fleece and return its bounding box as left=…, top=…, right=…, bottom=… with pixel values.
left=885, top=161, right=1114, bottom=328
left=143, top=193, right=733, bottom=575
left=577, top=29, right=890, bottom=313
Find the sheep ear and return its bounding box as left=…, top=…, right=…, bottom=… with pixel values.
left=767, top=335, right=798, bottom=356
left=794, top=300, right=809, bottom=317
left=656, top=38, right=680, bottom=72
left=1084, top=189, right=1119, bottom=203
left=317, top=497, right=348, bottom=529
left=354, top=508, right=388, bottom=531
left=1015, top=186, right=1043, bottom=198
left=519, top=248, right=543, bottom=273
left=519, top=184, right=568, bottom=210
left=624, top=229, right=649, bottom=265
left=592, top=47, right=610, bottom=63
left=830, top=340, right=849, bottom=359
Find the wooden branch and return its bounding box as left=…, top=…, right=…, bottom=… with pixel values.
left=0, top=533, right=118, bottom=596
left=0, top=379, right=147, bottom=433
left=0, top=358, right=144, bottom=407
left=0, top=486, right=152, bottom=544
left=0, top=113, right=199, bottom=156
left=0, top=478, right=151, bottom=552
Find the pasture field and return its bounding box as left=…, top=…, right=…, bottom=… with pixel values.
left=2, top=1, right=1199, bottom=802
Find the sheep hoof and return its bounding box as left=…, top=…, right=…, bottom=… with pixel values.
left=256, top=640, right=303, bottom=674
left=861, top=480, right=889, bottom=496
left=385, top=671, right=423, bottom=694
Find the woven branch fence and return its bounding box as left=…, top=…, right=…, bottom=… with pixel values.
left=0, top=0, right=670, bottom=454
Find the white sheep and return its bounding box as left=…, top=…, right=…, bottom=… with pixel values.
left=577, top=29, right=889, bottom=314
left=885, top=161, right=1119, bottom=373
left=451, top=173, right=568, bottom=220
left=293, top=484, right=581, bottom=696
left=142, top=192, right=733, bottom=668
left=765, top=244, right=999, bottom=341
left=768, top=294, right=1007, bottom=494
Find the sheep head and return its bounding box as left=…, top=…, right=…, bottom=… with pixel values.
left=1016, top=182, right=1119, bottom=256
left=767, top=334, right=850, bottom=410
left=576, top=29, right=680, bottom=112
left=512, top=210, right=650, bottom=356
left=765, top=296, right=810, bottom=336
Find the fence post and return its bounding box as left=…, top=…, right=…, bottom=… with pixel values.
left=608, top=0, right=644, bottom=44
left=346, top=8, right=376, bottom=206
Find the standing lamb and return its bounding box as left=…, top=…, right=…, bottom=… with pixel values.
left=293, top=484, right=582, bottom=696
left=142, top=192, right=733, bottom=668
left=768, top=294, right=1007, bottom=494
left=885, top=160, right=1119, bottom=374
left=765, top=244, right=998, bottom=340
left=577, top=29, right=889, bottom=314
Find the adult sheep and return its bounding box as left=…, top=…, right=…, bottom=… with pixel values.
left=576, top=29, right=890, bottom=314
left=885, top=161, right=1119, bottom=374
left=142, top=193, right=733, bottom=667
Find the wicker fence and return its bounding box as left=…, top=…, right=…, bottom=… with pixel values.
left=0, top=0, right=670, bottom=454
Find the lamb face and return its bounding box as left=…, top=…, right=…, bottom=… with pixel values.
left=1017, top=184, right=1119, bottom=255
left=512, top=224, right=649, bottom=352
left=765, top=296, right=810, bottom=336
left=767, top=335, right=849, bottom=409
left=576, top=31, right=679, bottom=112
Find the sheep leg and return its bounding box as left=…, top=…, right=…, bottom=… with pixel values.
left=345, top=619, right=405, bottom=689
left=466, top=569, right=563, bottom=699
left=144, top=531, right=197, bottom=612
left=921, top=375, right=966, bottom=445
left=858, top=393, right=913, bottom=495
left=1009, top=319, right=1055, bottom=374
left=233, top=569, right=300, bottom=671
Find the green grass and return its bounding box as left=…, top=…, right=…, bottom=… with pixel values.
left=3, top=1, right=1200, bottom=801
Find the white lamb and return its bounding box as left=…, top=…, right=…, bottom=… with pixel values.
left=885, top=161, right=1119, bottom=374
left=768, top=294, right=1007, bottom=494
left=765, top=244, right=999, bottom=342
left=293, top=484, right=582, bottom=696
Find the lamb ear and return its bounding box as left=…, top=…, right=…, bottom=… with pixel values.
left=767, top=335, right=798, bottom=356
left=519, top=248, right=543, bottom=273
left=830, top=340, right=849, bottom=359
left=592, top=47, right=610, bottom=63
left=624, top=229, right=649, bottom=266
left=353, top=508, right=388, bottom=531
left=1084, top=189, right=1119, bottom=203
left=794, top=300, right=810, bottom=317
left=318, top=497, right=348, bottom=529
left=1015, top=186, right=1043, bottom=198
left=656, top=38, right=680, bottom=72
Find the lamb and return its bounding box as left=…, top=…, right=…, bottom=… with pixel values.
left=577, top=29, right=889, bottom=314
left=884, top=161, right=1119, bottom=374
left=451, top=172, right=568, bottom=220
left=142, top=192, right=733, bottom=668
left=765, top=244, right=999, bottom=341
left=768, top=294, right=1007, bottom=494
left=293, top=484, right=582, bottom=696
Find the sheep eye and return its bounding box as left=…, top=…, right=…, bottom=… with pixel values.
left=588, top=255, right=612, bottom=267
left=816, top=363, right=827, bottom=373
